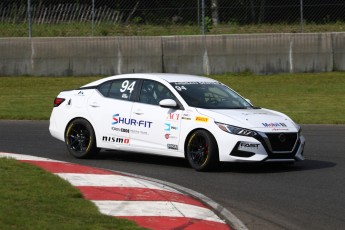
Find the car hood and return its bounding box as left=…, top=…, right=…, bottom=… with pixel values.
left=196, top=108, right=298, bottom=132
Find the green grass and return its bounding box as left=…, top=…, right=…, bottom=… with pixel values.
left=0, top=72, right=345, bottom=124
left=2, top=22, right=345, bottom=37
left=214, top=72, right=345, bottom=124
left=0, top=76, right=102, bottom=120
left=0, top=158, right=145, bottom=230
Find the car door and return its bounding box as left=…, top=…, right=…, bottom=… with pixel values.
left=87, top=78, right=139, bottom=148
left=129, top=79, right=183, bottom=155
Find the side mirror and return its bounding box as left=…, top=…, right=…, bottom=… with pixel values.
left=159, top=99, right=178, bottom=108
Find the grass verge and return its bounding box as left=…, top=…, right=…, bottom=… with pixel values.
left=213, top=72, right=345, bottom=124
left=1, top=22, right=345, bottom=37
left=0, top=157, right=145, bottom=230
left=0, top=72, right=344, bottom=123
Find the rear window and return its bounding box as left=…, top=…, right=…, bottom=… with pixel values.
left=97, top=79, right=138, bottom=101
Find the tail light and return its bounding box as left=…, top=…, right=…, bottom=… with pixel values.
left=54, top=98, right=65, bottom=107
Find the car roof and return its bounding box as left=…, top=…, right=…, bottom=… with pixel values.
left=82, top=73, right=217, bottom=87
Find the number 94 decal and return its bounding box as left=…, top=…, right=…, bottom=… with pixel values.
left=175, top=85, right=187, bottom=91
left=120, top=80, right=136, bottom=93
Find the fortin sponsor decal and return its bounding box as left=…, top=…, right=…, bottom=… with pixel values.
left=102, top=136, right=130, bottom=144
left=195, top=116, right=209, bottom=122
left=262, top=122, right=287, bottom=128
left=112, top=114, right=153, bottom=128
left=164, top=123, right=178, bottom=131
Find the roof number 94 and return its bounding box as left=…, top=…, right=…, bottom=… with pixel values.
left=120, top=80, right=136, bottom=93
left=175, top=85, right=187, bottom=91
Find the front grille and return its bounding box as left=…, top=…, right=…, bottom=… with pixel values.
left=266, top=140, right=300, bottom=159
left=265, top=133, right=298, bottom=152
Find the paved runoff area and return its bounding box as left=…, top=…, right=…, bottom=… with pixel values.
left=1, top=152, right=231, bottom=230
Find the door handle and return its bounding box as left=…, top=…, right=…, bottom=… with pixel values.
left=133, top=111, right=144, bottom=115
left=89, top=102, right=100, bottom=108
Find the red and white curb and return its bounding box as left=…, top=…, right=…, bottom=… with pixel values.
left=0, top=152, right=240, bottom=230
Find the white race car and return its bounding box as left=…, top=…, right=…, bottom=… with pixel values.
left=49, top=73, right=305, bottom=171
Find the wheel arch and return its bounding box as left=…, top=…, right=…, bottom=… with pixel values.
left=64, top=117, right=98, bottom=145
left=183, top=128, right=219, bottom=160
left=64, top=116, right=100, bottom=158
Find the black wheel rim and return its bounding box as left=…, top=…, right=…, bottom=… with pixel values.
left=67, top=124, right=91, bottom=153
left=188, top=134, right=209, bottom=166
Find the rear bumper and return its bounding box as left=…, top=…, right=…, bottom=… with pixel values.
left=49, top=112, right=65, bottom=142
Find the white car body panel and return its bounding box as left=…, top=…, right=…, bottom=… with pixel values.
left=49, top=73, right=305, bottom=166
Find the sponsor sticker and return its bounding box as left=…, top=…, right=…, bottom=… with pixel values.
left=164, top=123, right=178, bottom=131
left=173, top=82, right=220, bottom=85
left=272, top=128, right=289, bottom=131
left=167, top=144, right=178, bottom=150
left=111, top=127, right=130, bottom=133
left=112, top=114, right=153, bottom=128
left=181, top=113, right=192, bottom=120
left=262, top=122, right=287, bottom=128
left=195, top=116, right=209, bottom=122
left=166, top=113, right=180, bottom=121
left=238, top=142, right=260, bottom=151
left=102, top=136, right=130, bottom=144
left=165, top=134, right=177, bottom=139
left=129, top=130, right=148, bottom=135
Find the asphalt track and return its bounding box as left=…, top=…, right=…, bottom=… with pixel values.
left=0, top=121, right=344, bottom=230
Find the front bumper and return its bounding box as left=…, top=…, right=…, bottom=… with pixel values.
left=223, top=132, right=305, bottom=162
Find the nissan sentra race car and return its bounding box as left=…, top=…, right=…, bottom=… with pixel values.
left=49, top=73, right=305, bottom=171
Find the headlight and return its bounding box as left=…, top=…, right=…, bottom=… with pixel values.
left=216, top=122, right=258, bottom=137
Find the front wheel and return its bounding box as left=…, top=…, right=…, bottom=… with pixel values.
left=65, top=118, right=99, bottom=158
left=186, top=130, right=219, bottom=171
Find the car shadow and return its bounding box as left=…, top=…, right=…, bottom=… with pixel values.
left=92, top=151, right=336, bottom=173
left=94, top=150, right=191, bottom=168
left=217, top=159, right=336, bottom=173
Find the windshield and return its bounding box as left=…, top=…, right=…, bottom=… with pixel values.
left=171, top=82, right=254, bottom=109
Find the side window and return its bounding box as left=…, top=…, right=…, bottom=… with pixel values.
left=98, top=81, right=111, bottom=96
left=139, top=80, right=176, bottom=105
left=98, top=79, right=137, bottom=101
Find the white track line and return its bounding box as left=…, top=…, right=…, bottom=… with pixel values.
left=56, top=173, right=181, bottom=193
left=92, top=200, right=225, bottom=223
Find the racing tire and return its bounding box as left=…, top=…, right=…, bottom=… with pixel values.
left=65, top=118, right=100, bottom=159
left=186, top=130, right=219, bottom=171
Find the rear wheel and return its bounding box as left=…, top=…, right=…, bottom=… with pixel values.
left=65, top=118, right=99, bottom=158
left=186, top=130, right=219, bottom=171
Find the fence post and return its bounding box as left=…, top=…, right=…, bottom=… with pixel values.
left=27, top=0, right=32, bottom=37
left=197, top=0, right=200, bottom=32
left=201, top=0, right=205, bottom=35
left=300, top=0, right=304, bottom=33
